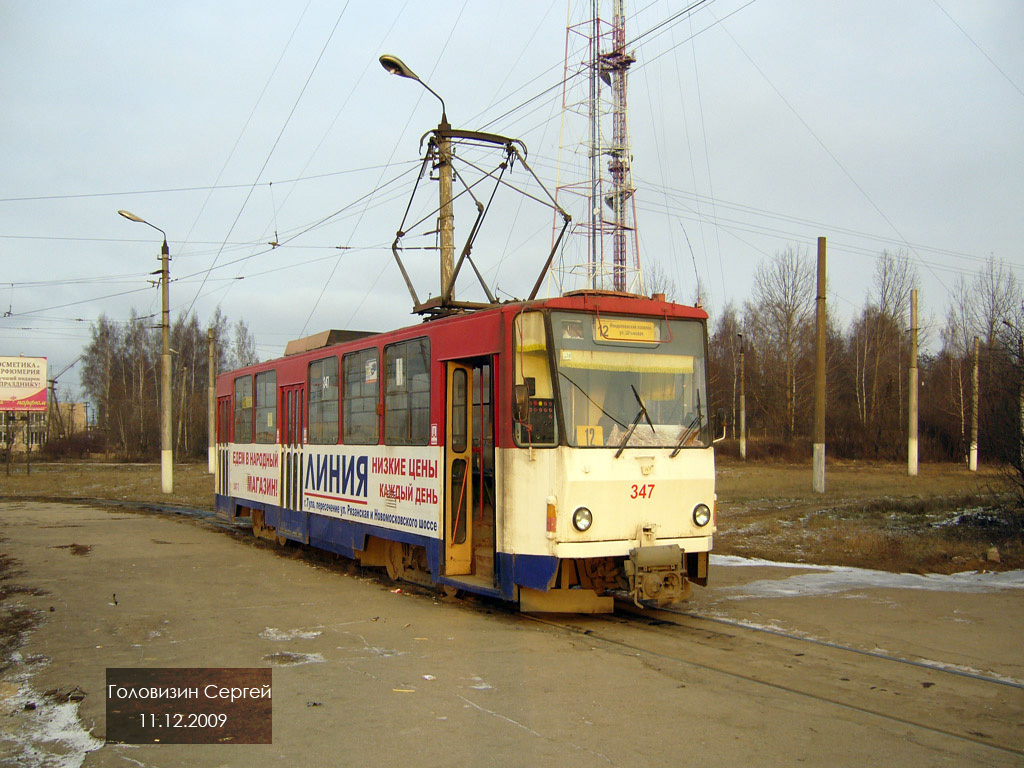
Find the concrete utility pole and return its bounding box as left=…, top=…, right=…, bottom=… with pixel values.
left=812, top=237, right=827, bottom=493
left=908, top=289, right=919, bottom=476
left=969, top=335, right=979, bottom=472
left=119, top=210, right=173, bottom=493
left=208, top=327, right=216, bottom=475
left=738, top=332, right=746, bottom=460
left=159, top=236, right=172, bottom=492
left=1018, top=333, right=1024, bottom=471
left=437, top=120, right=455, bottom=299
left=1002, top=320, right=1024, bottom=472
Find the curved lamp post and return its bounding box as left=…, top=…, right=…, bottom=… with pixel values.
left=378, top=54, right=447, bottom=123
left=118, top=209, right=173, bottom=494
left=379, top=54, right=454, bottom=296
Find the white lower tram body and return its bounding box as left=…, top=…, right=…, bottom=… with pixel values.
left=500, top=443, right=715, bottom=611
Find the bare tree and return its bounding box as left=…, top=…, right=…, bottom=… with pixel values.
left=971, top=256, right=1023, bottom=348
left=80, top=307, right=258, bottom=460
left=850, top=251, right=918, bottom=438
left=750, top=247, right=815, bottom=438
left=641, top=260, right=678, bottom=302
left=229, top=318, right=259, bottom=369
left=708, top=303, right=741, bottom=437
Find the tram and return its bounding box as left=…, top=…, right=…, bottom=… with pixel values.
left=214, top=291, right=715, bottom=612
left=214, top=62, right=716, bottom=612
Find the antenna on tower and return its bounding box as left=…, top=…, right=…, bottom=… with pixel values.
left=551, top=0, right=642, bottom=295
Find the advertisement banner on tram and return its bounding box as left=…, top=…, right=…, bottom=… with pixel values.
left=301, top=445, right=443, bottom=538
left=229, top=446, right=281, bottom=504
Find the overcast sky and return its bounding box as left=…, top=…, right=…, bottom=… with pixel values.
left=2, top=0, right=1022, bottom=395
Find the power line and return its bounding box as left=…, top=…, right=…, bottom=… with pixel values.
left=178, top=0, right=315, bottom=252
left=633, top=174, right=1020, bottom=270
left=931, top=0, right=1024, bottom=100
left=706, top=5, right=949, bottom=298
left=0, top=162, right=399, bottom=204
left=298, top=0, right=472, bottom=335
left=222, top=0, right=414, bottom=314
left=180, top=0, right=354, bottom=320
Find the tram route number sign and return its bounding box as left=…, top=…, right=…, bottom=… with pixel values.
left=106, top=668, right=272, bottom=744
left=595, top=319, right=658, bottom=343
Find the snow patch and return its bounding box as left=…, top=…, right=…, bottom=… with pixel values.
left=711, top=554, right=1024, bottom=598
left=260, top=626, right=323, bottom=641
left=261, top=652, right=325, bottom=667
left=0, top=657, right=103, bottom=768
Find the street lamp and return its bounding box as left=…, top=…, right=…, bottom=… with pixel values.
left=118, top=209, right=173, bottom=494
left=378, top=54, right=447, bottom=123
left=379, top=54, right=454, bottom=297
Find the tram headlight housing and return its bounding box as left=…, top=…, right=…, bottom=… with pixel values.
left=572, top=507, right=593, bottom=532
left=692, top=503, right=712, bottom=527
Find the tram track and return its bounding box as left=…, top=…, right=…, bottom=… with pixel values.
left=518, top=603, right=1024, bottom=759
left=620, top=601, right=1024, bottom=690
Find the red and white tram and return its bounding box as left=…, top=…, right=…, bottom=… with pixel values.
left=215, top=290, right=715, bottom=612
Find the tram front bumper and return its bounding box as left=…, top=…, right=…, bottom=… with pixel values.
left=623, top=544, right=689, bottom=607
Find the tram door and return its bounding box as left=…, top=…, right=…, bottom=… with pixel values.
left=445, top=362, right=473, bottom=575
left=216, top=396, right=232, bottom=497
left=280, top=384, right=305, bottom=513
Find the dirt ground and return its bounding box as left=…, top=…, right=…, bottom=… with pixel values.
left=1, top=457, right=1019, bottom=573
left=714, top=457, right=1022, bottom=573
left=0, top=500, right=1020, bottom=767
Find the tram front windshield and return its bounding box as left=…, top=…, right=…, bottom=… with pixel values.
left=551, top=311, right=710, bottom=449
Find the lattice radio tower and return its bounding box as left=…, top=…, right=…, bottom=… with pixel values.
left=551, top=0, right=641, bottom=294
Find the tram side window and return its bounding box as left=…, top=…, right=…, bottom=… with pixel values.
left=513, top=312, right=557, bottom=446
left=217, top=397, right=231, bottom=443
left=385, top=338, right=430, bottom=445
left=343, top=348, right=379, bottom=444
left=233, top=375, right=253, bottom=443
left=308, top=356, right=339, bottom=444
left=254, top=371, right=277, bottom=443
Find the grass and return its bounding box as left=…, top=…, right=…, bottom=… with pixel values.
left=714, top=457, right=1022, bottom=573
left=0, top=457, right=1020, bottom=574
left=0, top=460, right=214, bottom=509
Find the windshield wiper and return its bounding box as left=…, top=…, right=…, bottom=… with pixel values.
left=614, top=386, right=656, bottom=458
left=558, top=371, right=628, bottom=429
left=670, top=389, right=703, bottom=458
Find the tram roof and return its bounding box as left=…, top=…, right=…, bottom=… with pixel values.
left=217, top=291, right=707, bottom=387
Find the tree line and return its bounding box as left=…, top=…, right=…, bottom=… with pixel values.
left=706, top=248, right=1023, bottom=468
left=79, top=307, right=257, bottom=460
left=78, top=249, right=1022, bottom=472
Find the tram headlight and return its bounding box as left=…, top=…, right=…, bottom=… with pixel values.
left=692, top=503, right=712, bottom=527
left=572, top=507, right=593, bottom=532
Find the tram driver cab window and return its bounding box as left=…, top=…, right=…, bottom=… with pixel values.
left=512, top=311, right=556, bottom=446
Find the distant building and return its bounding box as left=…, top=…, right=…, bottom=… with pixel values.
left=1, top=403, right=88, bottom=453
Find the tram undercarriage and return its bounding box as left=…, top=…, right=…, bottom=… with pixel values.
left=229, top=500, right=707, bottom=614
left=518, top=549, right=708, bottom=613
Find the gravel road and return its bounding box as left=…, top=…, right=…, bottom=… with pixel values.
left=0, top=500, right=1020, bottom=767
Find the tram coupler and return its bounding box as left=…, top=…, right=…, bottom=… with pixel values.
left=624, top=544, right=688, bottom=608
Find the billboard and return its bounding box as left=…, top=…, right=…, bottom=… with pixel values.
left=0, top=356, right=48, bottom=412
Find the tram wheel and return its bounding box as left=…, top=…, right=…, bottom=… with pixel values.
left=441, top=585, right=459, bottom=598
left=385, top=541, right=405, bottom=581
left=251, top=509, right=266, bottom=538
